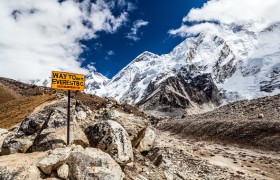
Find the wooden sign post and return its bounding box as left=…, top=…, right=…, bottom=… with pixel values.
left=51, top=71, right=85, bottom=145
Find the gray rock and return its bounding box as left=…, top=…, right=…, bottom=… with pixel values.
left=1, top=111, right=50, bottom=155
left=57, top=164, right=69, bottom=179
left=0, top=152, right=45, bottom=180
left=1, top=135, right=33, bottom=155
left=68, top=148, right=124, bottom=180
left=132, top=126, right=156, bottom=152
left=147, top=147, right=163, bottom=167
left=29, top=99, right=90, bottom=152
left=37, top=147, right=72, bottom=174
left=38, top=145, right=124, bottom=180
left=86, top=120, right=133, bottom=165
left=136, top=174, right=148, bottom=180
left=0, top=128, right=9, bottom=155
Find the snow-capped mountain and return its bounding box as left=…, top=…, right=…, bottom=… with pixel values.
left=84, top=72, right=109, bottom=93
left=94, top=23, right=280, bottom=115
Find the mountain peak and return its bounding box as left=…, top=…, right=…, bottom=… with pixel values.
left=133, top=51, right=159, bottom=63
left=94, top=23, right=280, bottom=116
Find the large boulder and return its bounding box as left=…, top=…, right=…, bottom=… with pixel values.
left=132, top=126, right=156, bottom=152
left=57, top=164, right=69, bottom=179
left=1, top=135, right=33, bottom=155
left=68, top=147, right=124, bottom=180
left=0, top=152, right=45, bottom=180
left=32, top=108, right=89, bottom=152
left=1, top=111, right=49, bottom=155
left=37, top=145, right=124, bottom=180
left=85, top=120, right=133, bottom=165
left=1, top=98, right=92, bottom=154
left=109, top=110, right=148, bottom=141
left=37, top=146, right=73, bottom=175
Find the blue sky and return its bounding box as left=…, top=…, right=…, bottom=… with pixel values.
left=80, top=0, right=207, bottom=78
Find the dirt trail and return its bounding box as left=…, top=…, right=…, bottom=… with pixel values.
left=155, top=131, right=280, bottom=180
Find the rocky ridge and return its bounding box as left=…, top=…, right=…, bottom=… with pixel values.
left=0, top=95, right=156, bottom=179
left=94, top=23, right=280, bottom=117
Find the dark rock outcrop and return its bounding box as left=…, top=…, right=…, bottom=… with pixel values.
left=137, top=71, right=221, bottom=115
left=85, top=120, right=133, bottom=165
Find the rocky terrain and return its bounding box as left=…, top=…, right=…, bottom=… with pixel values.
left=159, top=94, right=280, bottom=152
left=0, top=77, right=279, bottom=180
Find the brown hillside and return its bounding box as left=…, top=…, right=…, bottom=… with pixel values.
left=0, top=77, right=146, bottom=128
left=0, top=94, right=56, bottom=128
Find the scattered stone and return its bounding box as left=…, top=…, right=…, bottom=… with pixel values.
left=136, top=174, right=148, bottom=180
left=132, top=126, right=156, bottom=152
left=147, top=147, right=163, bottom=167
left=257, top=113, right=264, bottom=118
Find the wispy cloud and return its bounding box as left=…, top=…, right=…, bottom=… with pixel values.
left=0, top=0, right=132, bottom=80
left=107, top=50, right=115, bottom=56
left=126, top=19, right=149, bottom=41
left=169, top=0, right=280, bottom=37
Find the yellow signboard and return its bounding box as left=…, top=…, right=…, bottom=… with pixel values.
left=51, top=71, right=85, bottom=91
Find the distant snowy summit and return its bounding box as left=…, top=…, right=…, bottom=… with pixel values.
left=84, top=72, right=109, bottom=93
left=93, top=23, right=280, bottom=116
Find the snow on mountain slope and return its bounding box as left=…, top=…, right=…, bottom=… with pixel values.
left=95, top=23, right=280, bottom=114
left=84, top=72, right=109, bottom=93
left=219, top=24, right=280, bottom=100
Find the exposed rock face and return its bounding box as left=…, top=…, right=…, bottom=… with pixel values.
left=1, top=111, right=49, bottom=155
left=38, top=146, right=124, bottom=180
left=132, top=126, right=156, bottom=152
left=68, top=147, right=124, bottom=180
left=37, top=147, right=72, bottom=175
left=85, top=120, right=133, bottom=165
left=1, top=134, right=33, bottom=155
left=212, top=43, right=237, bottom=83
left=31, top=107, right=89, bottom=152
left=57, top=164, right=69, bottom=179
left=1, top=98, right=92, bottom=155
left=260, top=66, right=280, bottom=93
left=137, top=72, right=221, bottom=116
left=146, top=147, right=163, bottom=167
left=107, top=110, right=148, bottom=141
left=0, top=152, right=45, bottom=180
left=0, top=128, right=9, bottom=155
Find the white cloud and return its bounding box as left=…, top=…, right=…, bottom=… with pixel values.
left=126, top=19, right=149, bottom=41
left=87, top=63, right=96, bottom=72
left=107, top=50, right=115, bottom=56
left=169, top=23, right=222, bottom=37
left=169, top=0, right=280, bottom=36
left=0, top=0, right=130, bottom=80
left=127, top=2, right=137, bottom=12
